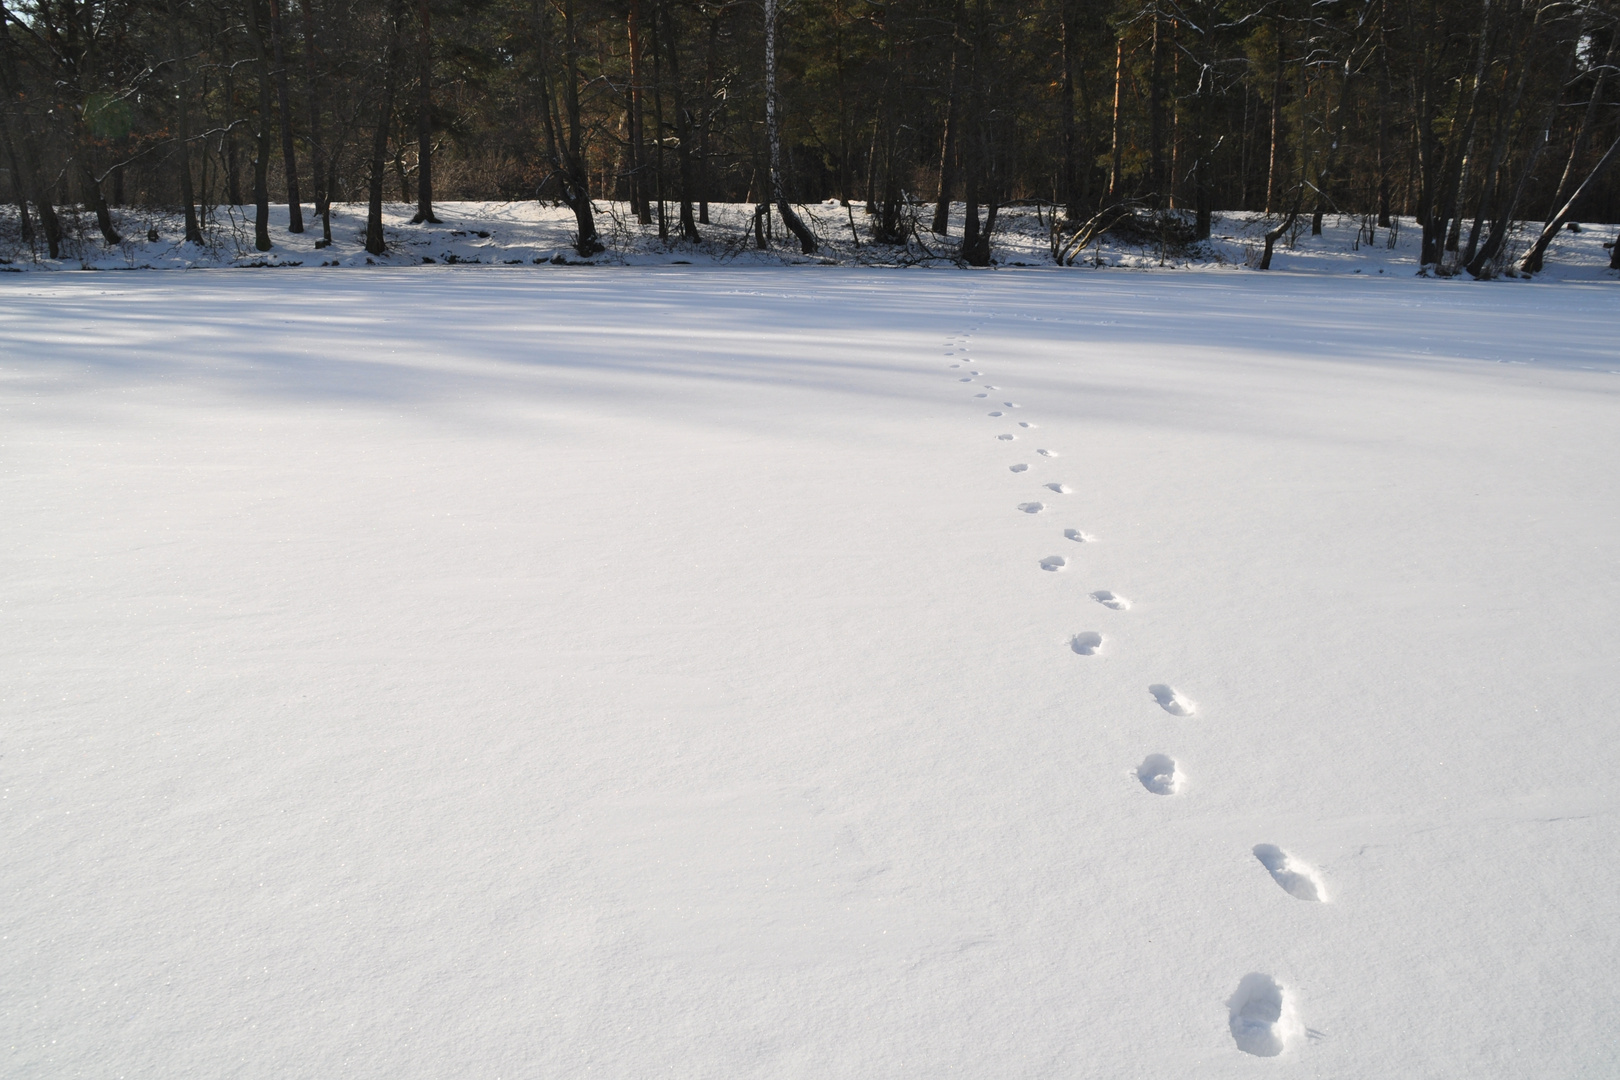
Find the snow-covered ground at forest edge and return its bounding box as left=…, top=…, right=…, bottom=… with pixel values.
left=2, top=199, right=1617, bottom=279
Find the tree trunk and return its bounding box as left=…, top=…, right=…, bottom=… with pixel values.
left=78, top=158, right=121, bottom=245
left=366, top=0, right=406, bottom=255
left=764, top=0, right=815, bottom=253
left=1375, top=4, right=1392, bottom=228
left=244, top=0, right=274, bottom=250
left=223, top=63, right=243, bottom=207
left=1265, top=17, right=1284, bottom=213
left=299, top=0, right=332, bottom=243
left=0, top=8, right=52, bottom=253
left=627, top=0, right=650, bottom=223
left=1423, top=0, right=1491, bottom=268
left=932, top=0, right=964, bottom=235
left=1530, top=30, right=1617, bottom=267
left=1108, top=37, right=1124, bottom=198
left=0, top=107, right=32, bottom=247
left=268, top=0, right=304, bottom=232
left=658, top=0, right=698, bottom=241
left=409, top=0, right=439, bottom=223
left=697, top=14, right=719, bottom=224
left=1522, top=138, right=1620, bottom=274
left=1259, top=188, right=1303, bottom=269
left=1149, top=10, right=1164, bottom=206
left=1059, top=0, right=1079, bottom=221
left=169, top=0, right=204, bottom=243
left=537, top=0, right=603, bottom=255
left=651, top=7, right=667, bottom=241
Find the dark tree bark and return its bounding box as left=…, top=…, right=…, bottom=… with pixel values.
left=1107, top=37, right=1123, bottom=198
left=657, top=0, right=698, bottom=241
left=1531, top=30, right=1617, bottom=263
left=299, top=0, right=332, bottom=243
left=409, top=0, right=438, bottom=223
left=763, top=0, right=815, bottom=253
left=932, top=0, right=964, bottom=235
left=78, top=158, right=121, bottom=245
left=1148, top=7, right=1164, bottom=206
left=696, top=13, right=719, bottom=224
left=244, top=0, right=275, bottom=250
left=168, top=0, right=203, bottom=243
left=223, top=63, right=243, bottom=207
left=0, top=5, right=53, bottom=254
left=1265, top=15, right=1285, bottom=213
left=267, top=0, right=303, bottom=232
left=626, top=0, right=650, bottom=223
left=1522, top=138, right=1620, bottom=273
left=1058, top=0, right=1080, bottom=221
left=537, top=0, right=603, bottom=255
left=1375, top=2, right=1392, bottom=228
left=0, top=106, right=32, bottom=247
left=366, top=0, right=407, bottom=255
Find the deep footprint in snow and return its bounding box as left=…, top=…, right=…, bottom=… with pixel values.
left=1148, top=684, right=1196, bottom=716
left=1003, top=401, right=1020, bottom=408
left=1037, top=449, right=1058, bottom=457
left=1253, top=845, right=1327, bottom=901
left=1045, top=482, right=1071, bottom=494
left=1017, top=501, right=1045, bottom=514
left=989, top=411, right=1004, bottom=417
left=974, top=393, right=989, bottom=398
left=1064, top=529, right=1097, bottom=542
left=1228, top=974, right=1296, bottom=1057
left=959, top=377, right=973, bottom=382
left=1092, top=590, right=1130, bottom=609
left=1010, top=464, right=1030, bottom=473
left=998, top=434, right=1017, bottom=441
left=1069, top=631, right=1103, bottom=655
left=1136, top=754, right=1182, bottom=795
left=1019, top=421, right=1036, bottom=429
left=1040, top=555, right=1068, bottom=572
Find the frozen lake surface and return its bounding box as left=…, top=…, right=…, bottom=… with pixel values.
left=3, top=268, right=1617, bottom=1077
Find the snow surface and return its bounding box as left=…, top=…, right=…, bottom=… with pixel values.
left=3, top=199, right=1618, bottom=279
left=3, top=267, right=1618, bottom=1077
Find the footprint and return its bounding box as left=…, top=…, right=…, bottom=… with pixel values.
left=997, top=434, right=1016, bottom=441
left=984, top=385, right=1000, bottom=390
left=1252, top=845, right=1327, bottom=902
left=1037, top=449, right=1058, bottom=457
left=1069, top=631, right=1103, bottom=655
left=1091, top=590, right=1130, bottom=609
left=949, top=364, right=960, bottom=368
left=1039, top=555, right=1067, bottom=572
left=1016, top=501, right=1045, bottom=513
left=1227, top=974, right=1297, bottom=1057
left=1044, top=483, right=1071, bottom=494
left=959, top=377, right=973, bottom=382
left=1136, top=754, right=1181, bottom=795
left=974, top=393, right=989, bottom=398
left=1148, top=684, right=1196, bottom=716
left=1064, top=529, right=1096, bottom=542
left=988, top=410, right=1004, bottom=417
left=1003, top=401, right=1020, bottom=408
left=1010, top=464, right=1030, bottom=473
left=970, top=370, right=982, bottom=375
left=1019, top=421, right=1036, bottom=429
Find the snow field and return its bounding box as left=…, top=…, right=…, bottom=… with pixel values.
left=2, top=267, right=1618, bottom=1077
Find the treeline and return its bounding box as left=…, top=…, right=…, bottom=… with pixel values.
left=2, top=0, right=1618, bottom=273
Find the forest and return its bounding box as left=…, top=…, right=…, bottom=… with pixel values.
left=1, top=0, right=1618, bottom=274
